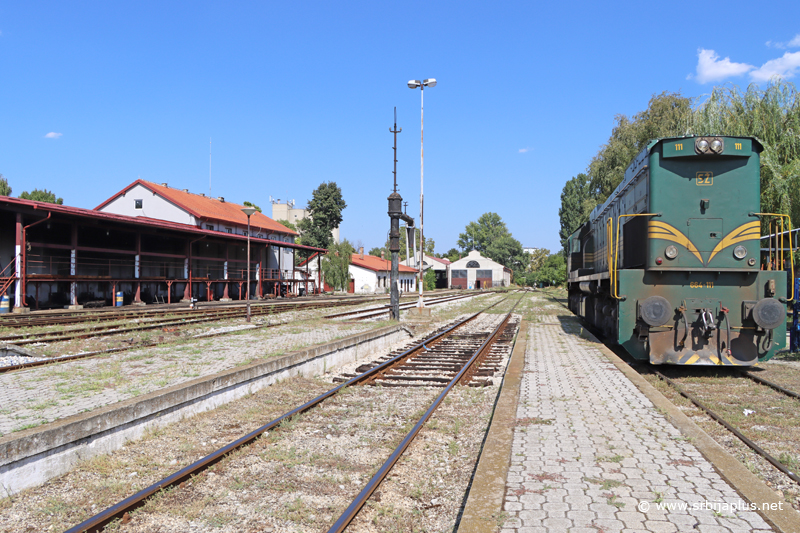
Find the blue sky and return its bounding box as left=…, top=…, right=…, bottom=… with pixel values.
left=1, top=1, right=799, bottom=254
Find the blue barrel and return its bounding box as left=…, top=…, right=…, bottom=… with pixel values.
left=115, top=292, right=124, bottom=307
left=0, top=295, right=9, bottom=314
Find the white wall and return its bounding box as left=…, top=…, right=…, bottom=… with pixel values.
left=448, top=250, right=508, bottom=288
left=304, top=261, right=415, bottom=293
left=99, top=184, right=196, bottom=225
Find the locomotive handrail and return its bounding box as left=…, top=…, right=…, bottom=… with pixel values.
left=752, top=212, right=794, bottom=301
left=612, top=213, right=661, bottom=299
left=606, top=218, right=614, bottom=297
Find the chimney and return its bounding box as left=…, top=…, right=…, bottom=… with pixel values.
left=359, top=247, right=364, bottom=259
left=218, top=197, right=224, bottom=202
left=161, top=182, right=168, bottom=187
left=182, top=189, right=189, bottom=193
left=200, top=193, right=205, bottom=197
left=381, top=251, right=385, bottom=260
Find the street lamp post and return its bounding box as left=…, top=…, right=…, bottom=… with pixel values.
left=241, top=207, right=257, bottom=322
left=407, top=78, right=436, bottom=309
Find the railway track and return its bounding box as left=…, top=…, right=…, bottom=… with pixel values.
left=323, top=291, right=487, bottom=320
left=0, top=294, right=413, bottom=330
left=0, top=293, right=497, bottom=375
left=63, top=295, right=523, bottom=533
left=0, top=299, right=366, bottom=346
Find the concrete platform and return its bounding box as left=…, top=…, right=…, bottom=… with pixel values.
left=0, top=324, right=412, bottom=494
left=460, top=313, right=800, bottom=532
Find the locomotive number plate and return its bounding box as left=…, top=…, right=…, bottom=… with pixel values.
left=696, top=172, right=713, bottom=186
left=690, top=281, right=714, bottom=288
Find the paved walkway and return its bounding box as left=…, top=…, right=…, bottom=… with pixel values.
left=501, top=321, right=773, bottom=532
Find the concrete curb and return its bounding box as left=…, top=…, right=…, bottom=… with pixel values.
left=590, top=330, right=800, bottom=533
left=0, top=324, right=411, bottom=494
left=457, top=319, right=528, bottom=533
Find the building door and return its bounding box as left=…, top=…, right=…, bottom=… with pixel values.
left=348, top=278, right=355, bottom=293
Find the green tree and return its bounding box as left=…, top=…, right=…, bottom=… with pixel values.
left=242, top=201, right=262, bottom=213
left=533, top=253, right=566, bottom=287
left=297, top=182, right=346, bottom=250
left=274, top=218, right=298, bottom=232
left=558, top=173, right=592, bottom=255
left=689, top=81, right=800, bottom=226
left=424, top=269, right=436, bottom=291
left=443, top=248, right=461, bottom=262
left=368, top=247, right=385, bottom=257
left=457, top=212, right=527, bottom=269
left=0, top=175, right=10, bottom=196
left=19, top=188, right=63, bottom=204
left=321, top=239, right=354, bottom=292
left=528, top=248, right=550, bottom=272
left=588, top=92, right=692, bottom=202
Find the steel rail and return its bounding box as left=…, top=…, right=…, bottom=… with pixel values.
left=0, top=295, right=482, bottom=373
left=322, top=292, right=486, bottom=319
left=654, top=371, right=800, bottom=485
left=0, top=294, right=408, bottom=328
left=742, top=371, right=800, bottom=400
left=326, top=296, right=522, bottom=532
left=63, top=300, right=505, bottom=533
left=331, top=293, right=484, bottom=321
left=1, top=303, right=349, bottom=374
left=1, top=299, right=384, bottom=345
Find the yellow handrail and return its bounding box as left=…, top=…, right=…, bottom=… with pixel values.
left=612, top=213, right=660, bottom=299
left=606, top=217, right=614, bottom=297
left=753, top=213, right=794, bottom=301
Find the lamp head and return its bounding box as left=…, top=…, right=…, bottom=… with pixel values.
left=241, top=207, right=257, bottom=217
left=423, top=78, right=437, bottom=87
left=408, top=80, right=421, bottom=89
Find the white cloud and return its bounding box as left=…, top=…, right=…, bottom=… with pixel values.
left=44, top=132, right=62, bottom=139
left=766, top=34, right=800, bottom=49
left=750, top=51, right=800, bottom=82
left=518, top=147, right=530, bottom=153
left=694, top=49, right=754, bottom=83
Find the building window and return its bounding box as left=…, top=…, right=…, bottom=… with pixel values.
left=466, top=260, right=480, bottom=268
left=243, top=231, right=248, bottom=237
left=257, top=234, right=263, bottom=239
left=134, top=199, right=143, bottom=209
left=206, top=224, right=214, bottom=230
left=452, top=269, right=468, bottom=279
left=226, top=228, right=232, bottom=233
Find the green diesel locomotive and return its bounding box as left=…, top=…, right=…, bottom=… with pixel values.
left=567, top=136, right=792, bottom=365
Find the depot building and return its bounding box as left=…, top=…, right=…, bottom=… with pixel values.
left=448, top=250, right=511, bottom=289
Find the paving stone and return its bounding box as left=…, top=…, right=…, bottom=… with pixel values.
left=499, top=314, right=774, bottom=533
left=541, top=517, right=572, bottom=529
left=643, top=520, right=679, bottom=532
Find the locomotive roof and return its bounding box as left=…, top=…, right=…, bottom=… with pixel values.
left=589, top=135, right=763, bottom=223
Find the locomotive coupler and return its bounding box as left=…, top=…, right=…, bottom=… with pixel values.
left=700, top=308, right=716, bottom=337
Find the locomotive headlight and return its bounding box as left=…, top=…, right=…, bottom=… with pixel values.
left=696, top=139, right=709, bottom=153
left=710, top=138, right=723, bottom=153
left=733, top=245, right=747, bottom=259
left=665, top=245, right=678, bottom=259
